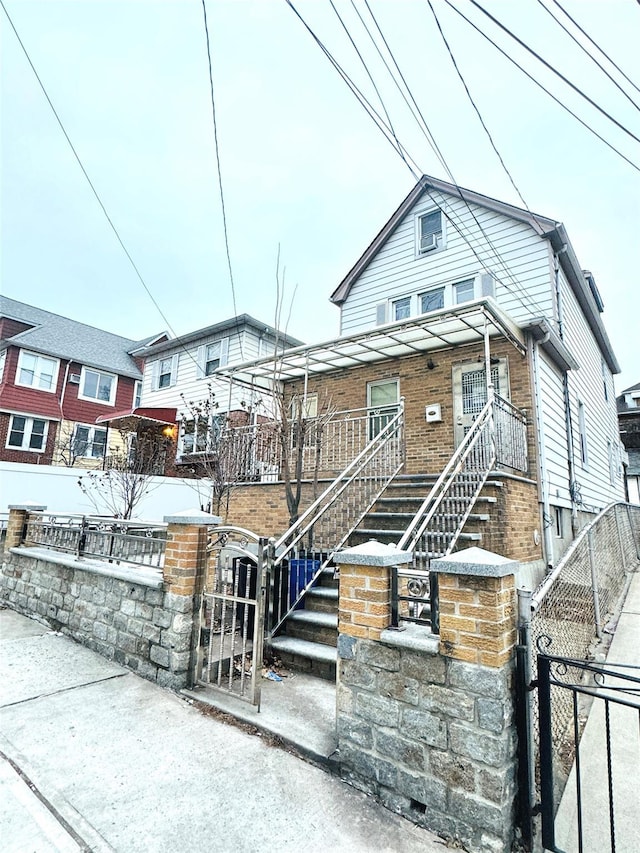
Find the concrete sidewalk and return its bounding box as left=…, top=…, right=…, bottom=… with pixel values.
left=0, top=607, right=446, bottom=853
left=554, top=571, right=640, bottom=852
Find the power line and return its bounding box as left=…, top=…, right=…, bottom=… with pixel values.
left=550, top=0, right=640, bottom=97
left=285, top=0, right=542, bottom=321
left=0, top=0, right=222, bottom=382
left=351, top=0, right=542, bottom=317
left=467, top=0, right=640, bottom=146
left=200, top=0, right=243, bottom=360
left=534, top=0, right=640, bottom=114
left=427, top=0, right=531, bottom=212
left=0, top=0, right=180, bottom=339
left=443, top=0, right=640, bottom=174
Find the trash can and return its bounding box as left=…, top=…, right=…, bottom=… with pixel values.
left=289, top=559, right=320, bottom=609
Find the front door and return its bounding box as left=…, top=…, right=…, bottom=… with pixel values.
left=367, top=378, right=400, bottom=440
left=452, top=359, right=509, bottom=446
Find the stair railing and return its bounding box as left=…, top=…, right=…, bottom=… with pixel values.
left=266, top=401, right=405, bottom=636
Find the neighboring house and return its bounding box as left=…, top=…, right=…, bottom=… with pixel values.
left=0, top=296, right=167, bottom=469
left=617, top=382, right=640, bottom=504
left=219, top=175, right=625, bottom=569
left=98, top=315, right=302, bottom=472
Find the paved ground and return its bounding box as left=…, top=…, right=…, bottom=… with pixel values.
left=0, top=608, right=446, bottom=853
left=554, top=571, right=640, bottom=853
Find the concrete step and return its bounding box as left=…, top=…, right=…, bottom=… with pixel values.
left=305, top=586, right=339, bottom=614
left=269, top=635, right=337, bottom=681
left=287, top=610, right=338, bottom=630
left=354, top=529, right=482, bottom=541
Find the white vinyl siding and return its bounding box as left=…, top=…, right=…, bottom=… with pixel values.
left=536, top=350, right=572, bottom=507
left=140, top=328, right=272, bottom=415
left=340, top=193, right=553, bottom=334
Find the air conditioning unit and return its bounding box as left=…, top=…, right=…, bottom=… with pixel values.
left=69, top=374, right=81, bottom=384
left=420, top=233, right=438, bottom=252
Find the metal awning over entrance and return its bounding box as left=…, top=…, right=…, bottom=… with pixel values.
left=217, top=299, right=526, bottom=390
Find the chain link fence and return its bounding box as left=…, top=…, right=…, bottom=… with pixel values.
left=522, top=503, right=640, bottom=806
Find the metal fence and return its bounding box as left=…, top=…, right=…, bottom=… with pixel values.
left=519, top=502, right=640, bottom=828
left=23, top=511, right=167, bottom=569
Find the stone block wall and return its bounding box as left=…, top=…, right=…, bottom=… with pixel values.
left=337, top=634, right=516, bottom=853
left=1, top=550, right=195, bottom=689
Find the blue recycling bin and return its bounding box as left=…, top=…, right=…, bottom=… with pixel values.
left=289, top=559, right=320, bottom=609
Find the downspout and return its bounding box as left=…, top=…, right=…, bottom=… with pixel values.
left=530, top=336, right=554, bottom=569
left=57, top=360, right=71, bottom=463
left=555, top=250, right=579, bottom=536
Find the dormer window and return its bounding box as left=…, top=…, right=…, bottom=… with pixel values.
left=417, top=209, right=443, bottom=254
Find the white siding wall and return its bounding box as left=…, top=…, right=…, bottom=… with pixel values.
left=140, top=328, right=277, bottom=416
left=537, top=350, right=572, bottom=508
left=558, top=268, right=625, bottom=508
left=340, top=192, right=554, bottom=334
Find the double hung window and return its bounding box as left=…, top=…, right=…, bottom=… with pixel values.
left=80, top=367, right=117, bottom=405
left=73, top=425, right=107, bottom=459
left=6, top=416, right=48, bottom=451
left=417, top=210, right=443, bottom=254
left=16, top=350, right=58, bottom=392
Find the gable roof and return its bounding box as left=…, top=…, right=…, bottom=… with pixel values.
left=330, top=175, right=619, bottom=374
left=140, top=313, right=303, bottom=357
left=0, top=296, right=156, bottom=379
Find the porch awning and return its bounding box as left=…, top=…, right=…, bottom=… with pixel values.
left=96, top=407, right=177, bottom=428
left=217, top=299, right=526, bottom=389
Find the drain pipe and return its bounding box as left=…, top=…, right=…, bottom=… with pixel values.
left=531, top=335, right=554, bottom=569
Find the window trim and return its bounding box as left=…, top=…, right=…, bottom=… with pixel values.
left=577, top=399, right=589, bottom=468
left=72, top=423, right=108, bottom=459
left=196, top=338, right=229, bottom=380
left=415, top=208, right=445, bottom=256
left=78, top=366, right=118, bottom=406
left=388, top=276, right=483, bottom=323
left=15, top=349, right=59, bottom=394
left=151, top=354, right=179, bottom=391
left=133, top=380, right=142, bottom=409
left=6, top=414, right=49, bottom=452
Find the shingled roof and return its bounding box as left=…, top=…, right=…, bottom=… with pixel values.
left=0, top=296, right=165, bottom=379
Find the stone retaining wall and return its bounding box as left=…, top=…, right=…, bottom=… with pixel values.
left=336, top=632, right=516, bottom=852
left=1, top=548, right=195, bottom=689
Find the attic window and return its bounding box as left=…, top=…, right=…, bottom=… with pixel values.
left=417, top=210, right=443, bottom=254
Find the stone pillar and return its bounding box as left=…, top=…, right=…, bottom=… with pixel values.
left=334, top=540, right=413, bottom=641
left=432, top=546, right=518, bottom=669
left=5, top=504, right=47, bottom=550
left=159, top=509, right=221, bottom=689
left=334, top=543, right=521, bottom=853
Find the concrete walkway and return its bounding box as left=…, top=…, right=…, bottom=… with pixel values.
left=554, top=571, right=640, bottom=853
left=0, top=608, right=446, bottom=853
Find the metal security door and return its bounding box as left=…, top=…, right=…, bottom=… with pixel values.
left=196, top=526, right=267, bottom=708
left=452, top=360, right=508, bottom=446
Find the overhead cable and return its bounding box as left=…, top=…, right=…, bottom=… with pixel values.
left=467, top=0, right=640, bottom=145
left=534, top=0, right=640, bottom=114
left=550, top=0, right=640, bottom=97
left=443, top=0, right=640, bottom=174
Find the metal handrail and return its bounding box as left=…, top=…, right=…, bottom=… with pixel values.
left=266, top=402, right=405, bottom=634
left=272, top=402, right=405, bottom=559
left=398, top=398, right=495, bottom=553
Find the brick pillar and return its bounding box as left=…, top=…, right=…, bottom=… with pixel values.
left=5, top=504, right=47, bottom=549
left=334, top=540, right=413, bottom=641
left=431, top=546, right=518, bottom=668
left=162, top=510, right=222, bottom=596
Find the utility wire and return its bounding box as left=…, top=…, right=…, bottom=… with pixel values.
left=200, top=0, right=243, bottom=360
left=328, top=0, right=408, bottom=169
left=550, top=0, right=640, bottom=97
left=0, top=0, right=181, bottom=342
left=443, top=0, right=640, bottom=174
left=534, top=0, right=640, bottom=114
left=427, top=0, right=531, bottom=212
left=353, top=0, right=541, bottom=317
left=285, top=0, right=541, bottom=320
left=467, top=0, right=640, bottom=145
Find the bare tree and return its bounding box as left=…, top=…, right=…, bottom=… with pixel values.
left=77, top=426, right=169, bottom=519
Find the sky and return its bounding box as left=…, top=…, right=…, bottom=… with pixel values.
left=1, top=0, right=638, bottom=392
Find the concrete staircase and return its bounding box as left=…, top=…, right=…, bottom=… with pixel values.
left=269, top=474, right=500, bottom=681
left=268, top=567, right=338, bottom=681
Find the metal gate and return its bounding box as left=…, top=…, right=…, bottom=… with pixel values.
left=517, top=639, right=640, bottom=852
left=195, top=526, right=268, bottom=708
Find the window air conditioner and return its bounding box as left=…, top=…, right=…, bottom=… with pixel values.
left=420, top=233, right=438, bottom=252
left=69, top=374, right=81, bottom=384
